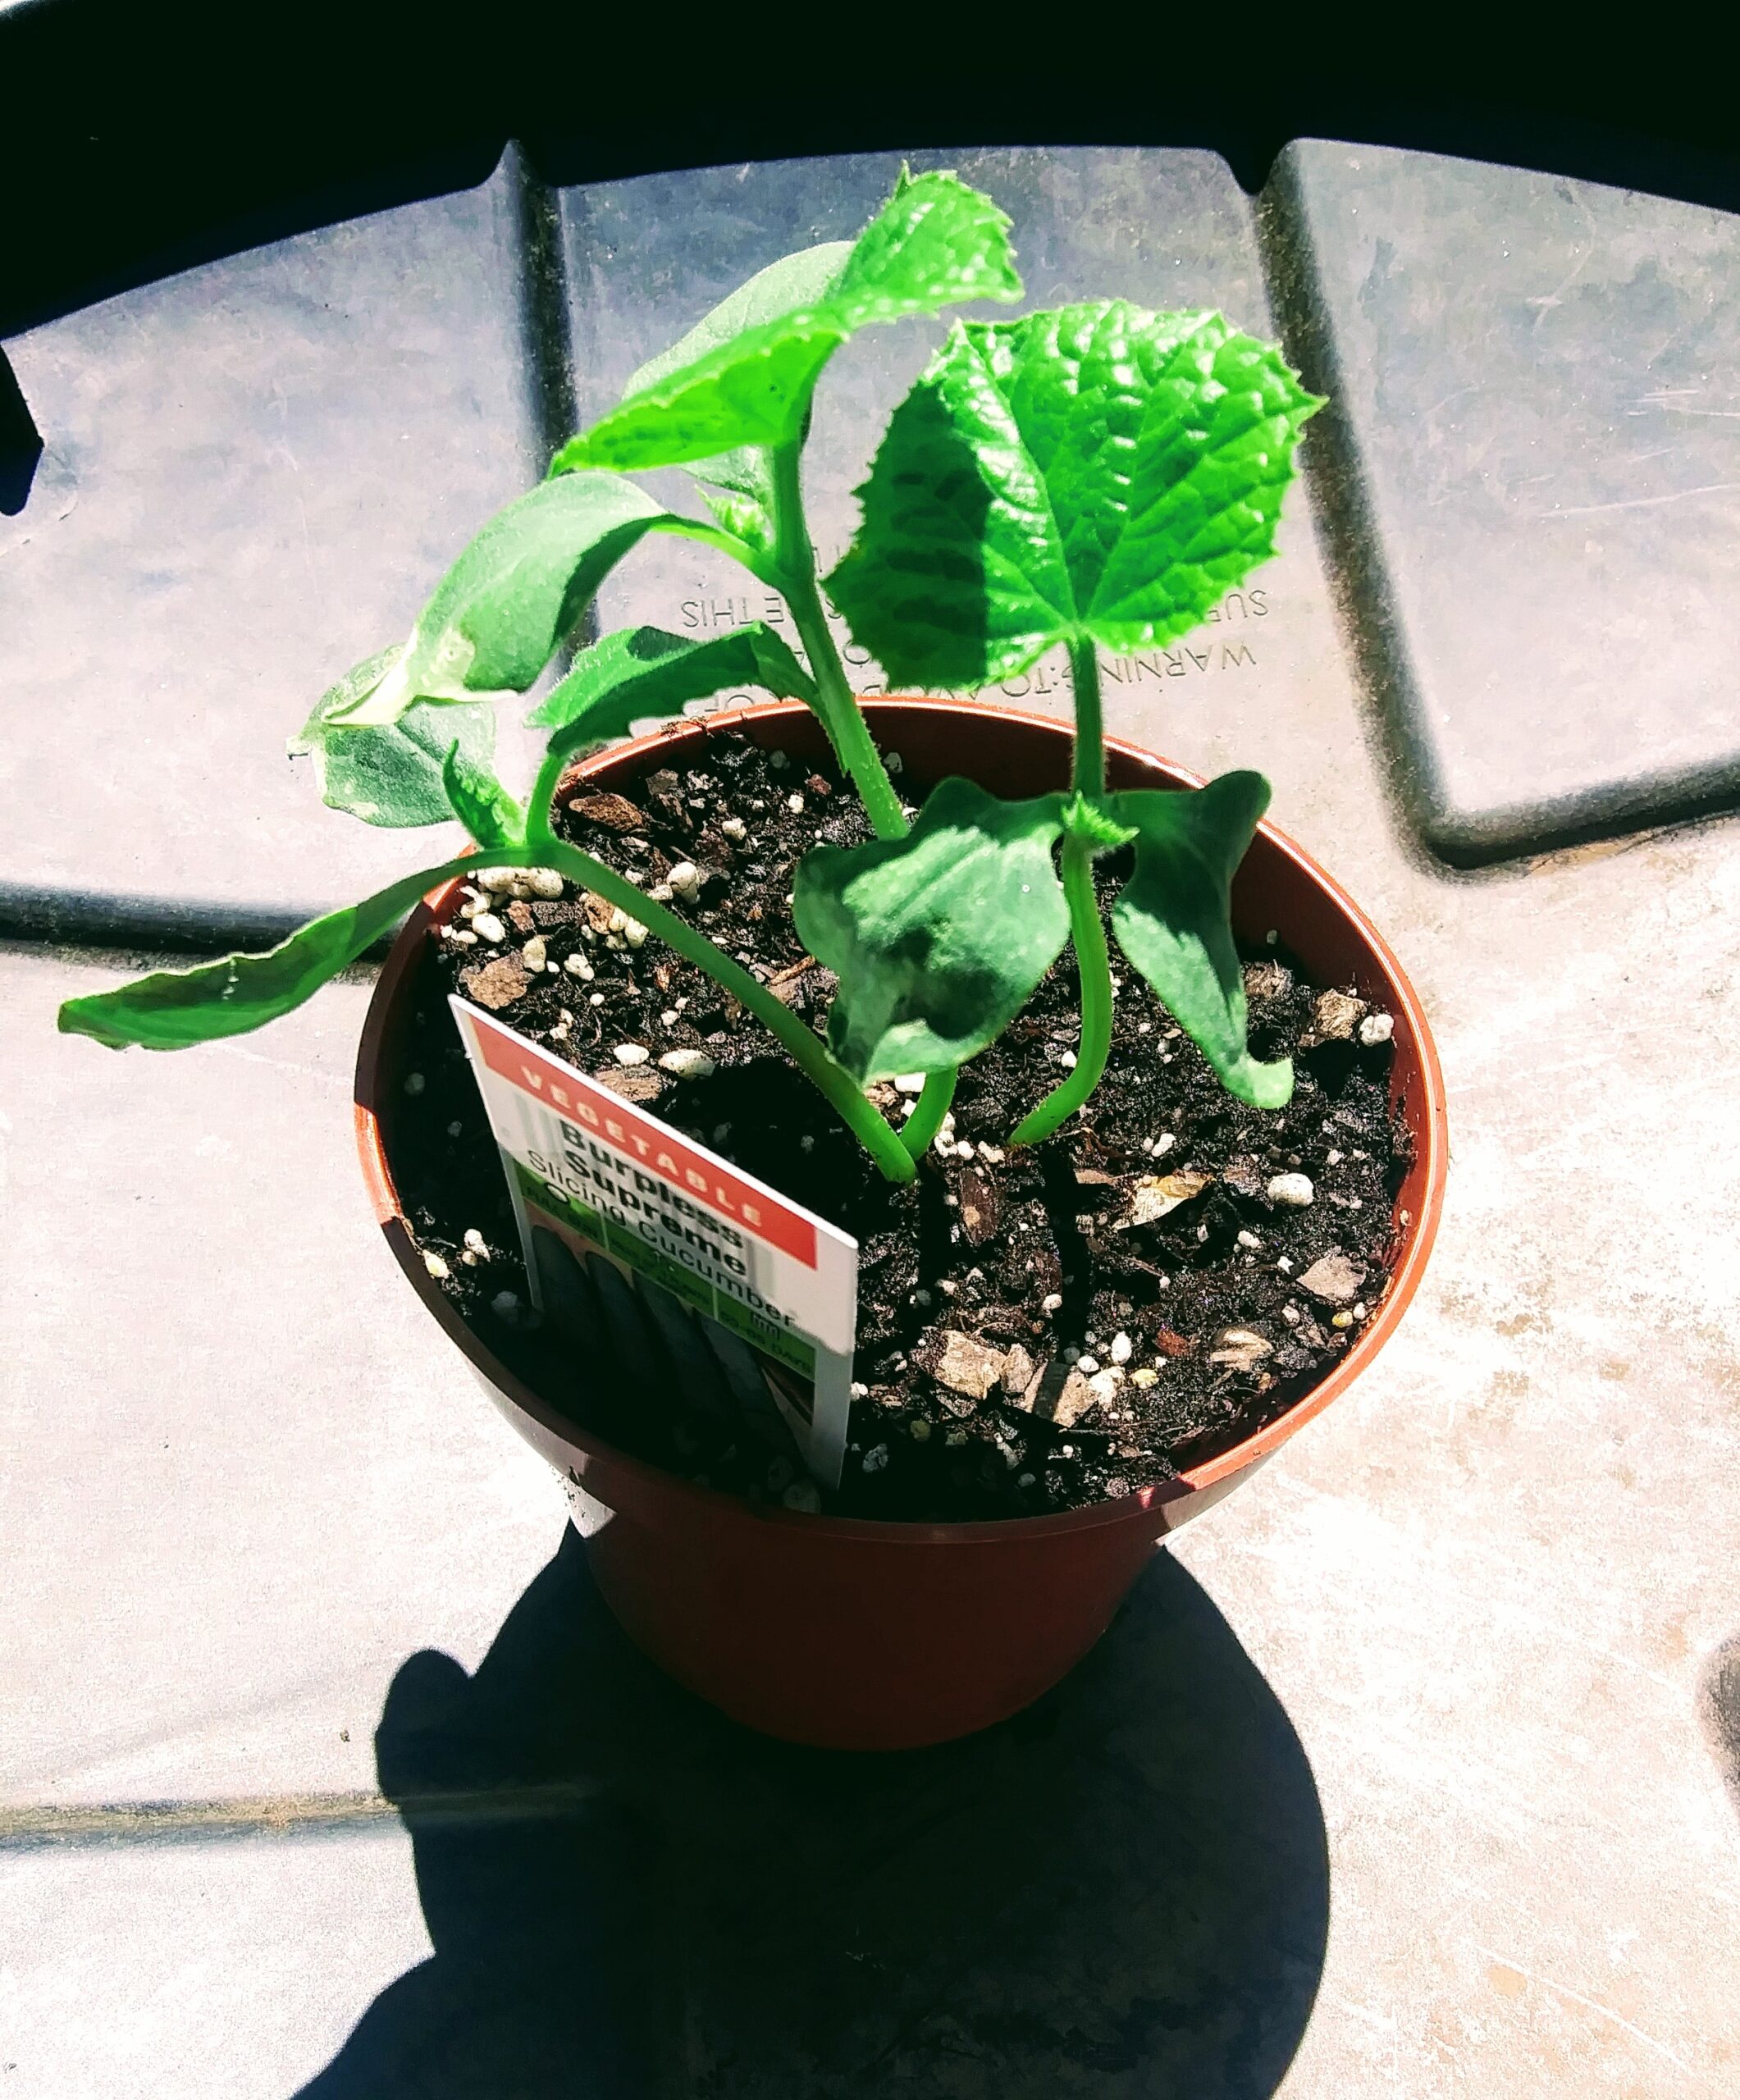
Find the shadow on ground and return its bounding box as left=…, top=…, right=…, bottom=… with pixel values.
left=295, top=1528, right=1328, bottom=2099
left=1699, top=1632, right=1740, bottom=1824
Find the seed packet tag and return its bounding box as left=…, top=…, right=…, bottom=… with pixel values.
left=450, top=997, right=858, bottom=1487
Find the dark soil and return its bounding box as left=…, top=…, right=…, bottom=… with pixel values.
left=387, top=728, right=1409, bottom=1522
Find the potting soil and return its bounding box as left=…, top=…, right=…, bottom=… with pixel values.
left=389, top=729, right=1409, bottom=1522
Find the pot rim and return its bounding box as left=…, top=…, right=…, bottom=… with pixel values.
left=355, top=696, right=1448, bottom=1547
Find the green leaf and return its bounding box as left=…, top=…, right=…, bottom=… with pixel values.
left=624, top=244, right=854, bottom=400
left=286, top=647, right=497, bottom=828
left=828, top=304, right=1322, bottom=687
left=792, top=778, right=1068, bottom=1082
left=57, top=857, right=473, bottom=1052
left=550, top=171, right=1021, bottom=480
left=827, top=166, right=1021, bottom=329
left=700, top=482, right=779, bottom=549
left=555, top=316, right=847, bottom=474
left=528, top=623, right=817, bottom=750
left=442, top=743, right=523, bottom=848
left=1108, top=774, right=1293, bottom=1109
left=328, top=472, right=703, bottom=728
left=620, top=240, right=854, bottom=539
left=824, top=326, right=1073, bottom=687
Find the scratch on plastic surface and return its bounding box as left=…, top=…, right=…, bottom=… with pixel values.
left=1328, top=1993, right=1398, bottom=2036
left=208, top=1040, right=344, bottom=1088
left=0, top=480, right=80, bottom=557
left=1637, top=395, right=1740, bottom=420
left=1450, top=1035, right=1646, bottom=1095
left=1235, top=1473, right=1687, bottom=1701
left=1550, top=1626, right=1680, bottom=1696
left=1524, top=194, right=1595, bottom=328
left=266, top=437, right=316, bottom=579
left=1473, top=1945, right=1693, bottom=2075
left=1538, top=480, right=1740, bottom=520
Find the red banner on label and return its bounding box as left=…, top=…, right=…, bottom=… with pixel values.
left=470, top=1014, right=818, bottom=1268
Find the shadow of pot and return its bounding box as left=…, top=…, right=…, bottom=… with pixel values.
left=297, top=1529, right=1331, bottom=2098
left=355, top=699, right=1449, bottom=1749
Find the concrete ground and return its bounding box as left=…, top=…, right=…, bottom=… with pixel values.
left=2, top=141, right=1738, bottom=2097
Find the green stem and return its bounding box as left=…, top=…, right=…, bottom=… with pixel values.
left=656, top=514, right=781, bottom=585
left=1008, top=838, right=1113, bottom=1147
left=1068, top=635, right=1106, bottom=796
left=899, top=1068, right=957, bottom=1162
left=768, top=436, right=963, bottom=1166
left=1008, top=638, right=1116, bottom=1148
left=769, top=441, right=908, bottom=843
left=493, top=835, right=914, bottom=1185
left=513, top=441, right=927, bottom=1179
left=527, top=736, right=587, bottom=855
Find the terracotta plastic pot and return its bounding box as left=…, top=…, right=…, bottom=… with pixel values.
left=356, top=699, right=1448, bottom=1750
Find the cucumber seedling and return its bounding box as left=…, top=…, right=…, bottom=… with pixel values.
left=62, top=168, right=1322, bottom=1185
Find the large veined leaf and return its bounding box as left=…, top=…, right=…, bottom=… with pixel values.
left=528, top=623, right=818, bottom=749
left=57, top=857, right=474, bottom=1051
left=827, top=304, right=1323, bottom=687
left=792, top=778, right=1068, bottom=1081
left=549, top=171, right=1021, bottom=482
left=327, top=472, right=710, bottom=728
left=286, top=646, right=497, bottom=827
left=1108, top=774, right=1293, bottom=1108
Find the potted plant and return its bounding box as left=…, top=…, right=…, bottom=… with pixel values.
left=62, top=169, right=1447, bottom=1749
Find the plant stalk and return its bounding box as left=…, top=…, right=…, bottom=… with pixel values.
left=1008, top=838, right=1113, bottom=1147
left=769, top=441, right=909, bottom=843
left=1009, top=638, right=1117, bottom=1146
left=899, top=1069, right=957, bottom=1162
left=523, top=439, right=949, bottom=1180
left=493, top=833, right=914, bottom=1184
left=1069, top=634, right=1107, bottom=796
left=769, top=436, right=966, bottom=1164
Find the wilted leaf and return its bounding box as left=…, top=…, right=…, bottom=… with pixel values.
left=441, top=742, right=523, bottom=849
left=1122, top=1169, right=1215, bottom=1227
left=58, top=858, right=473, bottom=1050
left=328, top=473, right=710, bottom=728
left=287, top=647, right=496, bottom=828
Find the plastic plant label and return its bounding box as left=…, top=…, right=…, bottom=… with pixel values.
left=451, top=997, right=859, bottom=1486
